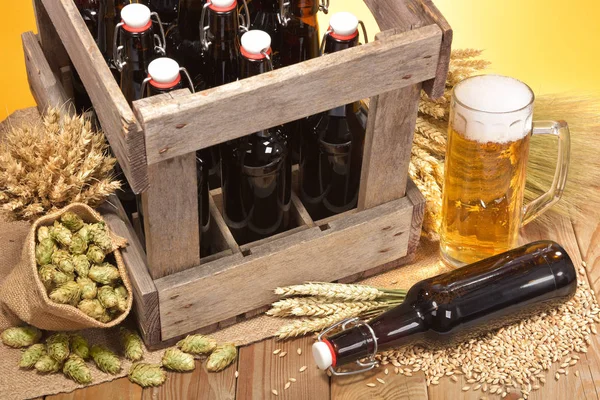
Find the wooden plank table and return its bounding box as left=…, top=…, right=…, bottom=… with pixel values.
left=44, top=211, right=600, bottom=400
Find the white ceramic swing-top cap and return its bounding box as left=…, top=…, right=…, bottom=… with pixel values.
left=329, top=12, right=359, bottom=36
left=211, top=0, right=236, bottom=8
left=121, top=3, right=151, bottom=28
left=148, top=58, right=180, bottom=84
left=241, top=30, right=272, bottom=54
left=313, top=342, right=334, bottom=370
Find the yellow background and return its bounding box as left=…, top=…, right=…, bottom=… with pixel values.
left=1, top=0, right=599, bottom=121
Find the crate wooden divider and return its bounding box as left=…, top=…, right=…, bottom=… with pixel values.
left=26, top=0, right=451, bottom=348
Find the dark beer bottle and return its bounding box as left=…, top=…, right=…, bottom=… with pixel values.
left=221, top=30, right=291, bottom=245
left=313, top=241, right=577, bottom=373
left=200, top=0, right=246, bottom=88
left=300, top=12, right=367, bottom=221
left=147, top=0, right=179, bottom=27
left=136, top=58, right=211, bottom=256
left=249, top=0, right=283, bottom=68
left=114, top=3, right=166, bottom=105
left=164, top=0, right=206, bottom=91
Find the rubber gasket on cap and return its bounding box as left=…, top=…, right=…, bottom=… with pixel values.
left=149, top=74, right=182, bottom=89
left=122, top=20, right=152, bottom=33
left=208, top=0, right=237, bottom=12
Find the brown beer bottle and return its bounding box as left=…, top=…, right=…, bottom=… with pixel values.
left=300, top=12, right=367, bottom=221
left=147, top=0, right=179, bottom=27
left=114, top=3, right=167, bottom=105
left=312, top=241, right=577, bottom=374
left=249, top=0, right=283, bottom=68
left=200, top=0, right=246, bottom=88
left=220, top=30, right=291, bottom=245
left=136, top=58, right=212, bottom=256
left=164, top=0, right=206, bottom=91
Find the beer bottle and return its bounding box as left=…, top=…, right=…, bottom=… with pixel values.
left=114, top=3, right=167, bottom=105
left=249, top=0, right=283, bottom=68
left=300, top=12, right=367, bottom=221
left=312, top=241, right=577, bottom=374
left=164, top=0, right=206, bottom=91
left=220, top=30, right=291, bottom=245
left=136, top=58, right=211, bottom=255
left=200, top=0, right=248, bottom=88
left=147, top=0, right=179, bottom=27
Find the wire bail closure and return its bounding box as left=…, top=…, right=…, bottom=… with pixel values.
left=201, top=0, right=250, bottom=52
left=141, top=66, right=196, bottom=98
left=319, top=0, right=330, bottom=14
left=278, top=0, right=291, bottom=27
left=151, top=12, right=167, bottom=56
left=319, top=21, right=369, bottom=56
left=316, top=317, right=378, bottom=376
left=113, top=13, right=167, bottom=72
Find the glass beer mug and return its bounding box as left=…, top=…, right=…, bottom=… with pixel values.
left=440, top=75, right=570, bottom=266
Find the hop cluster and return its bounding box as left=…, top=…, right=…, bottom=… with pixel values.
left=0, top=108, right=120, bottom=221
left=34, top=213, right=129, bottom=323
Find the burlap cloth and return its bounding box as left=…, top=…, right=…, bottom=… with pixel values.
left=0, top=109, right=449, bottom=399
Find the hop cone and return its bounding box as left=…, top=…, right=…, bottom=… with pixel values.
left=78, top=299, right=111, bottom=323
left=128, top=363, right=166, bottom=388
left=35, top=354, right=62, bottom=373
left=38, top=264, right=58, bottom=291
left=19, top=343, right=46, bottom=368
left=50, top=221, right=73, bottom=247
left=49, top=281, right=81, bottom=306
left=1, top=326, right=42, bottom=348
left=162, top=348, right=195, bottom=372
left=88, top=264, right=120, bottom=285
left=35, top=238, right=56, bottom=266
left=90, top=345, right=121, bottom=374
left=206, top=343, right=236, bottom=372
left=60, top=212, right=85, bottom=232
left=52, top=249, right=75, bottom=274
left=120, top=328, right=144, bottom=361
left=89, top=223, right=112, bottom=253
left=98, top=285, right=118, bottom=308
left=47, top=333, right=70, bottom=362
left=70, top=235, right=88, bottom=255
left=114, top=285, right=129, bottom=312
left=37, top=226, right=51, bottom=242
left=73, top=255, right=91, bottom=277
left=177, top=334, right=217, bottom=355
left=77, top=224, right=92, bottom=243
left=63, top=354, right=92, bottom=384
left=77, top=277, right=97, bottom=300
left=70, top=333, right=90, bottom=360
left=86, top=245, right=105, bottom=264
left=53, top=269, right=75, bottom=286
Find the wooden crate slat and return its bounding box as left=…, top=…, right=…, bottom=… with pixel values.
left=155, top=195, right=415, bottom=341
left=139, top=90, right=201, bottom=279
left=32, top=0, right=70, bottom=77
left=39, top=0, right=148, bottom=193
left=98, top=197, right=161, bottom=345
left=133, top=25, right=442, bottom=165
left=363, top=0, right=452, bottom=98
left=22, top=32, right=73, bottom=115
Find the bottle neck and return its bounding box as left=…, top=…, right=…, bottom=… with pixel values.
left=209, top=8, right=240, bottom=45
left=178, top=0, right=203, bottom=40
left=290, top=0, right=319, bottom=17
left=323, top=33, right=359, bottom=54
left=327, top=304, right=425, bottom=367
left=254, top=0, right=279, bottom=12
left=240, top=55, right=271, bottom=78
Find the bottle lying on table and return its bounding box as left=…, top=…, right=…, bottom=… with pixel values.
left=312, top=241, right=577, bottom=376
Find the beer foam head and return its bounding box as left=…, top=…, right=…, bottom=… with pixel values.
left=453, top=75, right=534, bottom=143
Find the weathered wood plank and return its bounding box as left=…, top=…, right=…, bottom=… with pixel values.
left=22, top=32, right=72, bottom=115
left=362, top=0, right=452, bottom=98
left=133, top=25, right=442, bottom=165
left=141, top=152, right=200, bottom=279
left=208, top=192, right=240, bottom=255
left=98, top=196, right=161, bottom=346
left=33, top=0, right=70, bottom=76
left=358, top=81, right=422, bottom=209
left=46, top=377, right=142, bottom=400
left=39, top=0, right=148, bottom=193
left=237, top=337, right=329, bottom=400
left=155, top=196, right=414, bottom=340
left=141, top=360, right=237, bottom=400
left=331, top=369, right=428, bottom=400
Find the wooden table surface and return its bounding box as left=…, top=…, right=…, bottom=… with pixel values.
left=41, top=210, right=600, bottom=400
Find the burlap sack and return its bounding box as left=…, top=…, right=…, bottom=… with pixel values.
left=0, top=203, right=133, bottom=331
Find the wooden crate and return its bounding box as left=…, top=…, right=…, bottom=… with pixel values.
left=26, top=0, right=451, bottom=348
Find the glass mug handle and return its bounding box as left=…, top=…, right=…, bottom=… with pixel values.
left=521, top=120, right=571, bottom=226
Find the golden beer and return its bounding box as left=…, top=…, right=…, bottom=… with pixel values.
left=440, top=75, right=570, bottom=266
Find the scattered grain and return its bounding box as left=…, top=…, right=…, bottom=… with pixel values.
left=299, top=366, right=307, bottom=373
left=575, top=371, right=580, bottom=377
left=384, top=368, right=389, bottom=375
left=451, top=375, right=458, bottom=382
left=366, top=383, right=376, bottom=387
left=284, top=382, right=291, bottom=390
left=394, top=367, right=399, bottom=375
left=289, top=378, right=297, bottom=382
left=297, top=348, right=302, bottom=355
left=235, top=371, right=239, bottom=378
left=279, top=352, right=287, bottom=358
left=377, top=378, right=385, bottom=384
left=273, top=349, right=281, bottom=355
left=272, top=389, right=278, bottom=396
left=462, top=386, right=471, bottom=391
